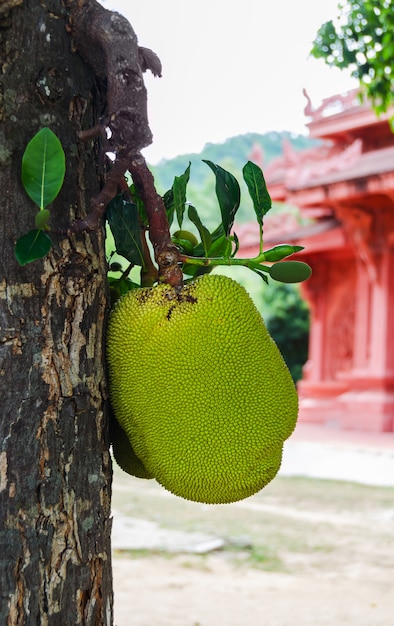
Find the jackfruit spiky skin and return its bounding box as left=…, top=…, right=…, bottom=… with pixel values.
left=110, top=413, right=154, bottom=479
left=107, top=274, right=298, bottom=504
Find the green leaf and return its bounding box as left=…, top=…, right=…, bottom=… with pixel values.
left=181, top=262, right=213, bottom=280
left=34, top=208, right=51, bottom=230
left=252, top=268, right=269, bottom=284
left=206, top=234, right=232, bottom=258
left=209, top=223, right=225, bottom=241
left=191, top=224, right=232, bottom=258
left=187, top=205, right=212, bottom=257
left=15, top=229, right=52, bottom=265
left=108, top=275, right=139, bottom=297
left=203, top=160, right=240, bottom=236
left=106, top=196, right=144, bottom=266
left=269, top=261, right=312, bottom=284
left=230, top=231, right=239, bottom=257
left=162, top=188, right=175, bottom=227
left=242, top=161, right=272, bottom=225
left=172, top=229, right=198, bottom=247
left=172, top=229, right=198, bottom=255
left=172, top=237, right=194, bottom=255
left=311, top=3, right=394, bottom=115
left=21, top=128, right=65, bottom=209
left=193, top=223, right=225, bottom=253
left=129, top=183, right=148, bottom=227
left=172, top=162, right=191, bottom=229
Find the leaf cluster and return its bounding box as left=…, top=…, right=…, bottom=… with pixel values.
left=311, top=0, right=394, bottom=117
left=15, top=129, right=312, bottom=292
left=107, top=159, right=311, bottom=293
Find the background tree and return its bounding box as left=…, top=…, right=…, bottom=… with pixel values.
left=0, top=1, right=113, bottom=622
left=261, top=284, right=309, bottom=383
left=311, top=0, right=394, bottom=117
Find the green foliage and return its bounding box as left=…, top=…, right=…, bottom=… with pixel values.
left=106, top=196, right=144, bottom=266
left=261, top=284, right=310, bottom=382
left=187, top=205, right=212, bottom=257
left=172, top=162, right=191, bottom=228
left=21, top=127, right=65, bottom=209
left=16, top=128, right=65, bottom=265
left=16, top=130, right=312, bottom=292
left=107, top=159, right=311, bottom=289
left=311, top=0, right=394, bottom=116
left=14, top=229, right=52, bottom=267
left=242, top=160, right=272, bottom=229
left=202, top=160, right=240, bottom=236
left=34, top=208, right=51, bottom=230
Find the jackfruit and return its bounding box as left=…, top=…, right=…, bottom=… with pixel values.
left=109, top=413, right=154, bottom=479
left=107, top=274, right=298, bottom=504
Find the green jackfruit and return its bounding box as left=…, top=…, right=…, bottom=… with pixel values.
left=107, top=274, right=298, bottom=504
left=109, top=413, right=154, bottom=479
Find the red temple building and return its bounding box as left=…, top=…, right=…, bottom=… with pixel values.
left=240, top=89, right=394, bottom=432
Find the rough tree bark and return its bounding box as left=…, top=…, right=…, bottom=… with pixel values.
left=0, top=1, right=113, bottom=623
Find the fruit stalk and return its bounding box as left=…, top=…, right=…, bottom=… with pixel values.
left=129, top=154, right=183, bottom=288
left=178, top=252, right=271, bottom=274
left=179, top=244, right=303, bottom=267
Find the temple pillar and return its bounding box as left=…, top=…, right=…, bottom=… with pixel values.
left=297, top=252, right=352, bottom=425
left=297, top=201, right=394, bottom=431
left=336, top=239, right=394, bottom=431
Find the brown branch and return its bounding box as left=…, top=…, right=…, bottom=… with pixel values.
left=118, top=178, right=158, bottom=287
left=68, top=157, right=129, bottom=233
left=63, top=0, right=181, bottom=286
left=129, top=155, right=183, bottom=289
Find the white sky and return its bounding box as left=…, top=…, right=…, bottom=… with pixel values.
left=100, top=0, right=357, bottom=163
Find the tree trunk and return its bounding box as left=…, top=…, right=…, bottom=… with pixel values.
left=0, top=1, right=113, bottom=623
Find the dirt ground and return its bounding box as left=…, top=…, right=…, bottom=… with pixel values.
left=111, top=460, right=394, bottom=626
left=113, top=553, right=392, bottom=626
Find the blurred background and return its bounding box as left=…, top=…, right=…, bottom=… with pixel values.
left=100, top=1, right=394, bottom=624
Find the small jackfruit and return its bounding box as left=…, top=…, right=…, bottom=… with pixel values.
left=107, top=274, right=298, bottom=504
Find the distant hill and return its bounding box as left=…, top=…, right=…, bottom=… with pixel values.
left=149, top=131, right=319, bottom=228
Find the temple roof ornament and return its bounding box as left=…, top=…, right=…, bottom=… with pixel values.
left=303, top=88, right=362, bottom=124
left=262, top=88, right=394, bottom=196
